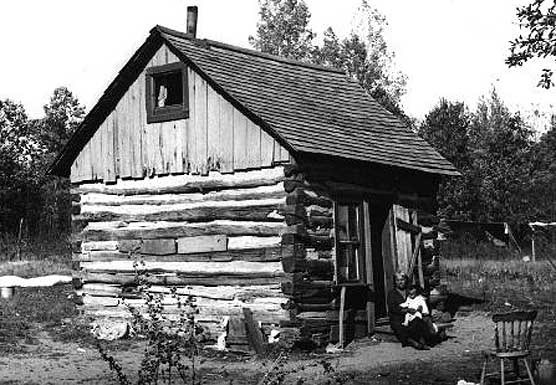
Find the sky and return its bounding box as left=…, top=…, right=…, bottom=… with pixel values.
left=0, top=0, right=554, bottom=130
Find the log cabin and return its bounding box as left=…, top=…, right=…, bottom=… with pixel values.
left=51, top=8, right=459, bottom=348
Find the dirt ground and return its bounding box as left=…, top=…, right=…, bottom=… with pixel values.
left=2, top=269, right=555, bottom=385
left=1, top=311, right=553, bottom=385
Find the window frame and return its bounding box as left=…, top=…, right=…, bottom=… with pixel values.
left=334, top=200, right=367, bottom=286
left=145, top=62, right=189, bottom=124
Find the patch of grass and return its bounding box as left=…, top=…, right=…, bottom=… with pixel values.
left=0, top=232, right=72, bottom=277
left=0, top=284, right=81, bottom=352
left=444, top=258, right=556, bottom=361
left=444, top=258, right=554, bottom=314
left=0, top=259, right=73, bottom=278
left=0, top=232, right=71, bottom=262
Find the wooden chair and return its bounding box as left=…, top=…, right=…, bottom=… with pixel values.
left=480, top=310, right=537, bottom=385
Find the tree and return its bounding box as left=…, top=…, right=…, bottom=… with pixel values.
left=507, top=0, right=556, bottom=88
left=0, top=100, right=39, bottom=234
left=39, top=86, right=85, bottom=159
left=0, top=99, right=38, bottom=167
left=527, top=116, right=556, bottom=221
left=469, top=89, right=535, bottom=226
left=0, top=87, right=85, bottom=238
left=419, top=99, right=471, bottom=168
left=420, top=91, right=540, bottom=231
left=349, top=0, right=407, bottom=106
left=312, top=29, right=406, bottom=116
left=34, top=87, right=85, bottom=235
left=248, top=0, right=315, bottom=61
left=249, top=0, right=407, bottom=115
left=419, top=99, right=480, bottom=220
left=312, top=2, right=407, bottom=115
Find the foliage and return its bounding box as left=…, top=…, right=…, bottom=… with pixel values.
left=507, top=0, right=556, bottom=88
left=346, top=0, right=407, bottom=110
left=468, top=90, right=535, bottom=226
left=0, top=100, right=40, bottom=234
left=527, top=117, right=556, bottom=221
left=0, top=99, right=39, bottom=167
left=98, top=256, right=205, bottom=385
left=249, top=0, right=315, bottom=61
left=418, top=99, right=481, bottom=220
left=249, top=0, right=407, bottom=116
left=40, top=86, right=85, bottom=161
left=0, top=87, right=83, bottom=245
left=419, top=90, right=548, bottom=235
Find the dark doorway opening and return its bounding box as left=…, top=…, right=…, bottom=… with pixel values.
left=369, top=198, right=392, bottom=319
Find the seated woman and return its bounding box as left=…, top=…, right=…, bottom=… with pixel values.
left=387, top=272, right=437, bottom=350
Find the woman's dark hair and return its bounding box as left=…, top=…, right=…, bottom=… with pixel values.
left=393, top=272, right=408, bottom=284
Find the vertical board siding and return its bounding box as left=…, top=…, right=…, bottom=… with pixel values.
left=70, top=43, right=289, bottom=184
left=71, top=151, right=80, bottom=182
left=103, top=115, right=116, bottom=183
left=207, top=87, right=220, bottom=171
left=131, top=77, right=144, bottom=178
left=260, top=128, right=274, bottom=166
left=116, top=101, right=128, bottom=178
left=233, top=109, right=248, bottom=170
left=92, top=122, right=104, bottom=180
left=219, top=99, right=234, bottom=173
left=246, top=120, right=261, bottom=168
left=187, top=68, right=197, bottom=174
left=191, top=72, right=208, bottom=175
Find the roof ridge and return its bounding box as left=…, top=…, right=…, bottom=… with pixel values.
left=153, top=24, right=345, bottom=75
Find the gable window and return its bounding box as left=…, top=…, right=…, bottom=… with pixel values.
left=146, top=62, right=188, bottom=123
left=335, top=202, right=366, bottom=284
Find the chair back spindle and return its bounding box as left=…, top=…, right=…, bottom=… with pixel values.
left=492, top=311, right=537, bottom=353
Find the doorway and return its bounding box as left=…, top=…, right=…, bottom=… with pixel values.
left=368, top=198, right=394, bottom=319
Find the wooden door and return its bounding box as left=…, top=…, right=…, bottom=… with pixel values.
left=391, top=204, right=423, bottom=287
left=393, top=205, right=413, bottom=272
left=379, top=204, right=422, bottom=317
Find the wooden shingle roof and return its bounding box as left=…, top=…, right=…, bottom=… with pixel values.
left=52, top=25, right=458, bottom=177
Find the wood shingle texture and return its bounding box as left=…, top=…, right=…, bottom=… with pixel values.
left=52, top=25, right=458, bottom=177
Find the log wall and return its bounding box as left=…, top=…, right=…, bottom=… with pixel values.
left=72, top=158, right=441, bottom=348
left=280, top=159, right=441, bottom=346
left=70, top=43, right=289, bottom=184
left=279, top=164, right=338, bottom=345
left=72, top=166, right=295, bottom=344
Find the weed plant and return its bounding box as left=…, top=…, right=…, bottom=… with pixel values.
left=97, top=254, right=205, bottom=385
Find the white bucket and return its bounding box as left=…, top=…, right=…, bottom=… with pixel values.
left=0, top=286, right=15, bottom=299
